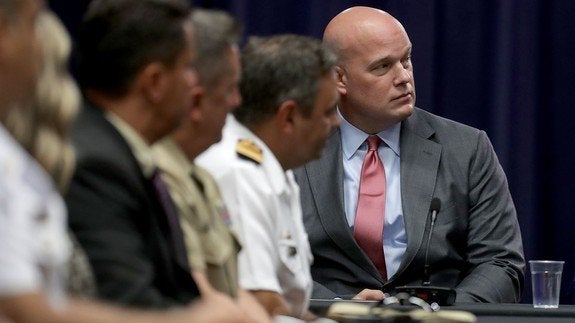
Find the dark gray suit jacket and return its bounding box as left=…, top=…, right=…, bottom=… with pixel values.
left=66, top=102, right=199, bottom=308
left=294, top=107, right=525, bottom=303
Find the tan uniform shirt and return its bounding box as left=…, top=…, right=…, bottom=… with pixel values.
left=153, top=138, right=240, bottom=297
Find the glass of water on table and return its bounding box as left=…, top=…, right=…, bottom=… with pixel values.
left=530, top=260, right=565, bottom=308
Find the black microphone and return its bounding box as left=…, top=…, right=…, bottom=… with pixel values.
left=395, top=198, right=456, bottom=306
left=423, top=198, right=441, bottom=286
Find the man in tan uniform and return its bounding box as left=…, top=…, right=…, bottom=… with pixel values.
left=152, top=9, right=268, bottom=322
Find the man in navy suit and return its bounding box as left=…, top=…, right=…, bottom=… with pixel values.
left=66, top=0, right=200, bottom=308
left=294, top=6, right=525, bottom=303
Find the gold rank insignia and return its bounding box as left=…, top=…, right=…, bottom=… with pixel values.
left=236, top=139, right=263, bottom=164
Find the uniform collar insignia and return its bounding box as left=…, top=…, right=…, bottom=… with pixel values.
left=236, top=139, right=263, bottom=164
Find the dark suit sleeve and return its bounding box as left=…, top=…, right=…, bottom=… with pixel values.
left=312, top=281, right=340, bottom=299
left=66, top=160, right=180, bottom=308
left=454, top=131, right=525, bottom=303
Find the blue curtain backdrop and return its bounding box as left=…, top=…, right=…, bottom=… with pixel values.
left=48, top=0, right=575, bottom=304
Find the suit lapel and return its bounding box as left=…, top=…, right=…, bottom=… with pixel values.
left=305, top=129, right=383, bottom=281
left=392, top=108, right=442, bottom=281
left=83, top=103, right=191, bottom=274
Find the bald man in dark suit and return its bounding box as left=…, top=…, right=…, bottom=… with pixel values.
left=294, top=6, right=524, bottom=303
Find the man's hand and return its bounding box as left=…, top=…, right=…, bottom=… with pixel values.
left=192, top=270, right=255, bottom=323
left=352, top=289, right=385, bottom=301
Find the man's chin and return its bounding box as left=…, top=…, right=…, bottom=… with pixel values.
left=399, top=104, right=414, bottom=118
left=387, top=104, right=413, bottom=123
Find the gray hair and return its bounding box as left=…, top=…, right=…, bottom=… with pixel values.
left=234, top=34, right=337, bottom=125
left=191, top=8, right=241, bottom=90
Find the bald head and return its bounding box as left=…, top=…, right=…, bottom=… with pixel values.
left=323, top=6, right=409, bottom=65
left=321, top=6, right=415, bottom=133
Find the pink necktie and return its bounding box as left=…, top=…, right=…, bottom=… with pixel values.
left=354, top=135, right=387, bottom=280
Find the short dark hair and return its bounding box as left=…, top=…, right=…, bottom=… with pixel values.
left=234, top=34, right=336, bottom=125
left=191, top=9, right=241, bottom=90
left=75, top=0, right=192, bottom=97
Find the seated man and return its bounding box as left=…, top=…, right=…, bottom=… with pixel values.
left=66, top=0, right=200, bottom=308
left=153, top=9, right=268, bottom=322
left=197, top=35, right=340, bottom=318
left=294, top=6, right=525, bottom=303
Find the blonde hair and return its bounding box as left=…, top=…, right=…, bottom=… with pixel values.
left=5, top=11, right=79, bottom=192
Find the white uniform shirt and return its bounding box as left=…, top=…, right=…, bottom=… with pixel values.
left=197, top=115, right=313, bottom=317
left=0, top=125, right=70, bottom=309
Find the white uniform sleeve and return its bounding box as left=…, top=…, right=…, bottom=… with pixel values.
left=217, top=166, right=282, bottom=294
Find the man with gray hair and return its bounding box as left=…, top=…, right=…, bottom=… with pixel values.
left=153, top=9, right=268, bottom=322
left=197, top=35, right=340, bottom=319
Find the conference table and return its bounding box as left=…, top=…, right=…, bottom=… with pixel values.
left=309, top=299, right=575, bottom=322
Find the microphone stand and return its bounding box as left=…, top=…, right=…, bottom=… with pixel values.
left=394, top=198, right=456, bottom=306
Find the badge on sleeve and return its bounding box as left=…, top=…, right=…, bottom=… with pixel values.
left=236, top=139, right=263, bottom=164
left=283, top=229, right=297, bottom=256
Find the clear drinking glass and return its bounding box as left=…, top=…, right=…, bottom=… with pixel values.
left=530, top=260, right=565, bottom=309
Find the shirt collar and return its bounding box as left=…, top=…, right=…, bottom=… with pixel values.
left=338, top=108, right=401, bottom=159
left=105, top=111, right=156, bottom=178
left=152, top=136, right=194, bottom=178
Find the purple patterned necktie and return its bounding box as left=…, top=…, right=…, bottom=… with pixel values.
left=151, top=168, right=187, bottom=264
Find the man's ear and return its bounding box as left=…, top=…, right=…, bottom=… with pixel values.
left=335, top=66, right=347, bottom=96
left=138, top=62, right=168, bottom=104
left=188, top=85, right=206, bottom=122
left=276, top=99, right=299, bottom=135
